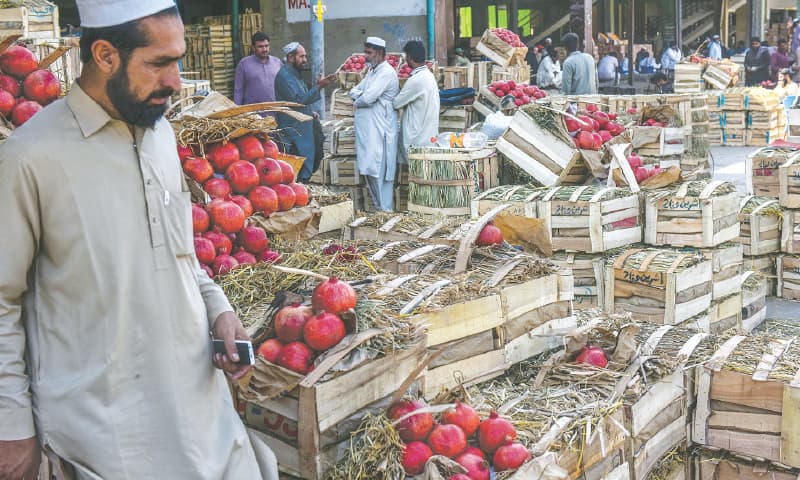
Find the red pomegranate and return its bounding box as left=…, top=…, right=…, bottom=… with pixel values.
left=492, top=440, right=531, bottom=471
left=303, top=312, right=346, bottom=351
left=192, top=203, right=210, bottom=233
left=0, top=74, right=20, bottom=97
left=276, top=341, right=314, bottom=374
left=22, top=70, right=60, bottom=105
left=402, top=441, right=433, bottom=476
left=212, top=254, right=239, bottom=276
left=388, top=399, right=434, bottom=442
left=575, top=346, right=608, bottom=368
left=577, top=115, right=594, bottom=132
left=249, top=186, right=279, bottom=215
left=226, top=161, right=260, bottom=194
left=627, top=154, right=643, bottom=168
left=0, top=89, right=14, bottom=117
left=203, top=177, right=232, bottom=199
left=276, top=159, right=295, bottom=183
left=239, top=225, right=269, bottom=255
left=476, top=222, right=503, bottom=247
left=454, top=452, right=490, bottom=480
left=576, top=131, right=597, bottom=150
left=311, top=276, right=357, bottom=314
left=463, top=446, right=485, bottom=459
left=634, top=166, right=649, bottom=184
left=177, top=144, right=193, bottom=163
left=289, top=182, right=309, bottom=207
left=590, top=132, right=603, bottom=150
left=258, top=249, right=282, bottom=263
left=257, top=338, right=283, bottom=363
left=428, top=424, right=467, bottom=458
left=193, top=237, right=216, bottom=265
left=233, top=250, right=257, bottom=266
left=207, top=200, right=245, bottom=233
left=201, top=264, right=214, bottom=279
left=203, top=231, right=233, bottom=255
left=254, top=158, right=283, bottom=186
left=450, top=475, right=472, bottom=480
left=592, top=111, right=610, bottom=129
left=274, top=304, right=313, bottom=343
left=272, top=183, right=296, bottom=211
left=442, top=401, right=480, bottom=437
left=229, top=195, right=254, bottom=218
left=0, top=46, right=38, bottom=79
left=235, top=134, right=265, bottom=160
left=565, top=116, right=581, bottom=133
left=478, top=411, right=516, bottom=454
left=598, top=130, right=612, bottom=143
left=10, top=99, right=41, bottom=126
left=182, top=156, right=214, bottom=184
left=587, top=103, right=598, bottom=113
left=207, top=142, right=240, bottom=173
left=262, top=138, right=280, bottom=158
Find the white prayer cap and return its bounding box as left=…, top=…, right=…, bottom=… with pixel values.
left=283, top=42, right=300, bottom=56
left=77, top=0, right=176, bottom=28
left=365, top=36, right=386, bottom=48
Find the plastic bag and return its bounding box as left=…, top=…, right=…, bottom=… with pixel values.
left=480, top=111, right=513, bottom=139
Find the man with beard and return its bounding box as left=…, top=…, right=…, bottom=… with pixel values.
left=350, top=36, right=400, bottom=211
left=274, top=42, right=335, bottom=182
left=234, top=31, right=282, bottom=106
left=0, top=2, right=278, bottom=479
left=393, top=40, right=439, bottom=166
left=745, top=37, right=771, bottom=86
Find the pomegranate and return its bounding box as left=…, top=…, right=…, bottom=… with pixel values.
left=255, top=158, right=283, bottom=186
left=274, top=304, right=313, bottom=343
left=289, top=182, right=309, bottom=207
left=454, top=452, right=490, bottom=480
left=233, top=250, right=257, bottom=266
left=592, top=111, right=609, bottom=129
left=212, top=254, right=239, bottom=276
left=442, top=401, right=481, bottom=437
left=229, top=195, right=254, bottom=218
left=606, top=121, right=624, bottom=136
left=201, top=263, right=214, bottom=279
left=0, top=89, right=14, bottom=117
left=226, top=160, right=260, bottom=194
left=192, top=203, right=210, bottom=233
left=203, top=177, right=232, bottom=199
left=235, top=134, right=265, bottom=160
left=575, top=346, right=608, bottom=368
left=276, top=159, right=296, bottom=183
left=634, top=166, right=649, bottom=184
left=303, top=312, right=346, bottom=351
left=598, top=130, right=612, bottom=143
left=492, top=440, right=531, bottom=471
left=273, top=183, right=296, bottom=211
left=402, top=441, right=433, bottom=476
left=10, top=99, right=41, bottom=126
left=590, top=132, right=603, bottom=150
left=627, top=154, right=643, bottom=168
left=249, top=186, right=279, bottom=215
left=311, top=276, right=357, bottom=314
left=0, top=46, right=38, bottom=79
left=258, top=249, right=282, bottom=263
left=22, top=69, right=60, bottom=105
left=207, top=142, right=240, bottom=173
left=276, top=341, right=314, bottom=374
left=262, top=138, right=280, bottom=158
left=577, top=131, right=597, bottom=150
left=193, top=237, right=216, bottom=265
left=450, top=476, right=472, bottom=480
left=478, top=411, right=516, bottom=454
left=476, top=222, right=503, bottom=246
left=183, top=156, right=214, bottom=183
left=177, top=144, right=193, bottom=163
left=464, top=446, right=485, bottom=459
left=565, top=116, right=581, bottom=133
left=388, top=399, right=434, bottom=442
left=428, top=423, right=467, bottom=458
left=207, top=200, right=245, bottom=233
left=257, top=338, right=283, bottom=363
left=240, top=225, right=269, bottom=255
left=577, top=115, right=594, bottom=132
left=0, top=74, right=20, bottom=97
left=587, top=104, right=598, bottom=113
left=203, top=231, right=233, bottom=255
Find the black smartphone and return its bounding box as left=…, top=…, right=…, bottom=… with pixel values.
left=212, top=339, right=255, bottom=366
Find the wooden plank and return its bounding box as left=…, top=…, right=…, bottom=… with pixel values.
left=502, top=273, right=560, bottom=318
left=707, top=410, right=781, bottom=433
left=423, top=349, right=506, bottom=399
left=780, top=383, right=800, bottom=467
left=706, top=428, right=780, bottom=462
left=709, top=369, right=784, bottom=413
left=413, top=295, right=503, bottom=346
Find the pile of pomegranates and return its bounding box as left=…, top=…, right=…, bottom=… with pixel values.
left=0, top=45, right=62, bottom=126
left=255, top=276, right=357, bottom=375
left=487, top=81, right=546, bottom=106
left=340, top=55, right=367, bottom=73
left=390, top=399, right=531, bottom=477
left=398, top=61, right=435, bottom=79
left=386, top=54, right=402, bottom=69
left=640, top=117, right=667, bottom=128
left=624, top=152, right=663, bottom=185
left=564, top=104, right=625, bottom=151
left=491, top=28, right=524, bottom=48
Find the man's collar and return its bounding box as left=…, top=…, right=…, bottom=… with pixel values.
left=65, top=81, right=113, bottom=139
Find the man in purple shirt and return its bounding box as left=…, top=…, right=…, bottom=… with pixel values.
left=234, top=32, right=283, bottom=105
left=771, top=39, right=792, bottom=82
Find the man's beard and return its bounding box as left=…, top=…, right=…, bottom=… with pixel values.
left=107, top=65, right=175, bottom=128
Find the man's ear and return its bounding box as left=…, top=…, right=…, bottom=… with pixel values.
left=91, top=39, right=121, bottom=75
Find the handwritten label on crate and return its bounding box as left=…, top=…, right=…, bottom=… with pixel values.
left=617, top=269, right=666, bottom=288
left=658, top=197, right=702, bottom=211
left=756, top=158, right=784, bottom=169
left=552, top=201, right=589, bottom=216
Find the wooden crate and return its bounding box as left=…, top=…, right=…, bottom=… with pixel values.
left=644, top=181, right=740, bottom=248
left=470, top=184, right=543, bottom=218
left=551, top=252, right=605, bottom=310
left=407, top=146, right=499, bottom=216
left=781, top=210, right=800, bottom=254
left=748, top=110, right=782, bottom=130
left=330, top=89, right=354, bottom=119
left=741, top=271, right=768, bottom=333
left=442, top=66, right=468, bottom=89
left=537, top=186, right=642, bottom=253
left=0, top=1, right=59, bottom=39
left=335, top=53, right=367, bottom=89
left=330, top=122, right=355, bottom=156
left=747, top=128, right=785, bottom=147
left=692, top=333, right=800, bottom=468
left=750, top=145, right=799, bottom=196
left=694, top=450, right=800, bottom=480
left=491, top=63, right=530, bottom=84
left=328, top=156, right=362, bottom=186
left=777, top=255, right=800, bottom=301
left=744, top=254, right=778, bottom=296
left=309, top=155, right=329, bottom=185
left=631, top=126, right=686, bottom=157
left=496, top=109, right=587, bottom=187
left=719, top=111, right=746, bottom=128
left=721, top=128, right=746, bottom=146
left=438, top=106, right=472, bottom=133
left=475, top=28, right=527, bottom=68
left=318, top=200, right=354, bottom=233
left=394, top=185, right=408, bottom=212
left=779, top=152, right=800, bottom=209
left=739, top=196, right=781, bottom=255
left=708, top=291, right=742, bottom=333
left=604, top=248, right=713, bottom=325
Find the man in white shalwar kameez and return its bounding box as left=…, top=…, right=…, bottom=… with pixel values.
left=350, top=37, right=400, bottom=211
left=394, top=40, right=440, bottom=165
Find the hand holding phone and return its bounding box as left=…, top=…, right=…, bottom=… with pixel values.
left=212, top=339, right=255, bottom=366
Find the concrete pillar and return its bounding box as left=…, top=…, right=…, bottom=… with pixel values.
left=749, top=0, right=764, bottom=39
left=584, top=0, right=594, bottom=53
left=675, top=0, right=682, bottom=47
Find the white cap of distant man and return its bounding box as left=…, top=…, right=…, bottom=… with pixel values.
left=76, top=0, right=175, bottom=28
left=365, top=36, right=386, bottom=48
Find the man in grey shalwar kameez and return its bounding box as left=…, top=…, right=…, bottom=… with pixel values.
left=350, top=36, right=399, bottom=211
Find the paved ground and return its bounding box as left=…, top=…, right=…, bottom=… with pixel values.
left=709, top=146, right=800, bottom=321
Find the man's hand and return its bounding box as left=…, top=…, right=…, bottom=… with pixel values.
left=212, top=311, right=252, bottom=381
left=0, top=437, right=39, bottom=480
left=316, top=73, right=336, bottom=90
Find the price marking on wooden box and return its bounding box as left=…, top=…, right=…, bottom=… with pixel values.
left=658, top=197, right=702, bottom=211
left=617, top=269, right=666, bottom=288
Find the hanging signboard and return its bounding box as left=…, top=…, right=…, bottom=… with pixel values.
left=286, top=0, right=426, bottom=23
